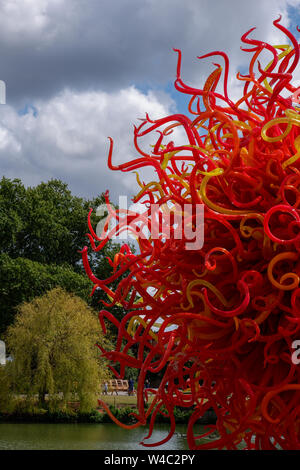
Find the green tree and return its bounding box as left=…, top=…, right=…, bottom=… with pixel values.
left=0, top=177, right=131, bottom=333
left=0, top=254, right=93, bottom=335
left=6, top=288, right=111, bottom=412
left=0, top=365, right=15, bottom=413
left=0, top=177, right=107, bottom=269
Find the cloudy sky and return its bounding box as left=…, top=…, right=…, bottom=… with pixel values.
left=0, top=0, right=300, bottom=202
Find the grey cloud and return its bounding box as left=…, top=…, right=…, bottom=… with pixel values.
left=0, top=0, right=297, bottom=106
left=0, top=0, right=299, bottom=201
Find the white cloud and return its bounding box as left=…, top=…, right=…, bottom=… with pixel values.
left=0, top=0, right=63, bottom=40
left=0, top=86, right=180, bottom=200
left=0, top=0, right=300, bottom=199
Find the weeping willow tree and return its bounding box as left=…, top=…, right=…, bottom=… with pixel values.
left=6, top=287, right=111, bottom=412
left=0, top=365, right=15, bottom=413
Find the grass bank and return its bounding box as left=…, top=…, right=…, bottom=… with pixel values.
left=0, top=394, right=216, bottom=425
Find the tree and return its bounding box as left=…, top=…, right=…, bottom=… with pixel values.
left=0, top=177, right=131, bottom=333
left=0, top=177, right=107, bottom=269
left=5, top=288, right=111, bottom=412
left=0, top=254, right=93, bottom=335
left=0, top=365, right=15, bottom=413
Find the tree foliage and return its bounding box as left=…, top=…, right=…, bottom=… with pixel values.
left=0, top=365, right=15, bottom=413
left=0, top=254, right=93, bottom=335
left=0, top=177, right=109, bottom=268
left=6, top=288, right=111, bottom=412
left=0, top=177, right=130, bottom=333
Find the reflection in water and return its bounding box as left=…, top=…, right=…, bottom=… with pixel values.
left=0, top=423, right=194, bottom=450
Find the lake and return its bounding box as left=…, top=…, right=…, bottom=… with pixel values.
left=0, top=422, right=194, bottom=450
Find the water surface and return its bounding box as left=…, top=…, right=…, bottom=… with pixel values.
left=0, top=422, right=193, bottom=450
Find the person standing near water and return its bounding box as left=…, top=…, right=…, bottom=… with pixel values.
left=101, top=381, right=108, bottom=395
left=128, top=378, right=134, bottom=396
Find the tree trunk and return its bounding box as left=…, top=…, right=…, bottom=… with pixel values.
left=39, top=388, right=47, bottom=406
